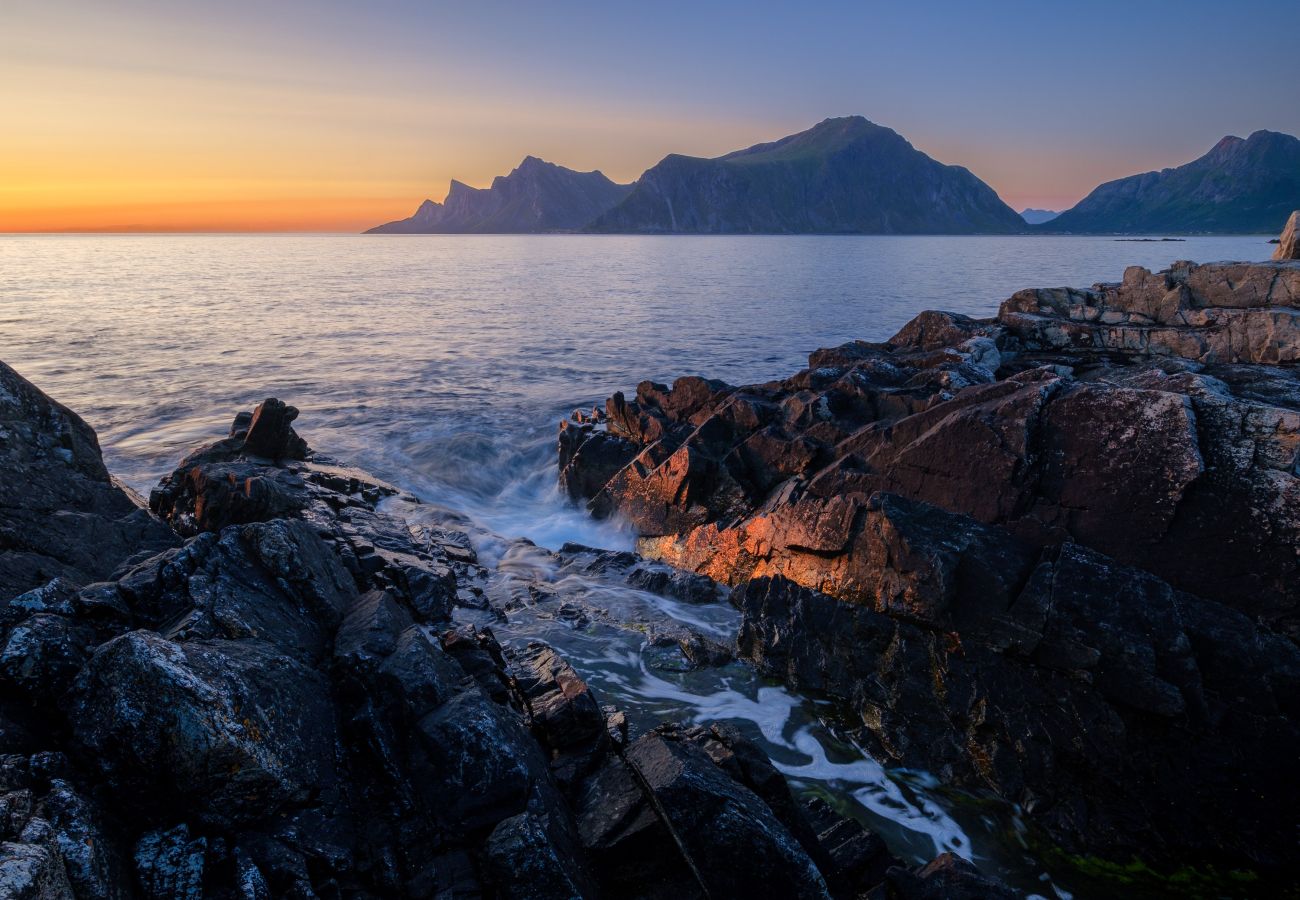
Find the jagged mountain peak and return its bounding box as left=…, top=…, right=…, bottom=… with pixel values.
left=1043, top=129, right=1300, bottom=233
left=366, top=159, right=631, bottom=234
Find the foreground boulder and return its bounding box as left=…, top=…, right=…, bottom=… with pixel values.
left=560, top=259, right=1300, bottom=881
left=0, top=367, right=1008, bottom=898
left=0, top=361, right=177, bottom=601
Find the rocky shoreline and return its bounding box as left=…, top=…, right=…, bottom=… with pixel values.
left=559, top=258, right=1300, bottom=889
left=0, top=363, right=1011, bottom=897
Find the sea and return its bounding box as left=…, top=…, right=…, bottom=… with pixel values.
left=0, top=233, right=1271, bottom=897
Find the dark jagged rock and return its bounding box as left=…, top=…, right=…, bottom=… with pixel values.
left=0, top=841, right=75, bottom=899
left=556, top=542, right=724, bottom=605
left=4, top=360, right=989, bottom=898
left=558, top=420, right=640, bottom=502
left=0, top=754, right=131, bottom=900
left=732, top=534, right=1300, bottom=869
left=802, top=797, right=895, bottom=895
left=482, top=810, right=597, bottom=899
left=133, top=824, right=206, bottom=899
left=0, top=360, right=178, bottom=601
left=509, top=643, right=609, bottom=788
left=561, top=259, right=1300, bottom=879
left=148, top=402, right=458, bottom=622
left=240, top=397, right=309, bottom=460
left=879, top=853, right=1019, bottom=900
left=618, top=726, right=831, bottom=900
left=0, top=613, right=95, bottom=699
left=67, top=631, right=341, bottom=830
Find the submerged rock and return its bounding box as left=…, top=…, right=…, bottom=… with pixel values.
left=561, top=259, right=1300, bottom=880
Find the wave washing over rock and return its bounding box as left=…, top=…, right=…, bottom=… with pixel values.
left=0, top=364, right=1015, bottom=898
left=559, top=258, right=1300, bottom=893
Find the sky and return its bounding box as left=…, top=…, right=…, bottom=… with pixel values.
left=2, top=0, right=1297, bottom=232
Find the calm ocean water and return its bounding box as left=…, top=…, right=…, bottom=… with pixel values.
left=0, top=233, right=1273, bottom=895
left=0, top=234, right=1269, bottom=520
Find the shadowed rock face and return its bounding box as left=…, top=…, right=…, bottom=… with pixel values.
left=0, top=361, right=178, bottom=600
left=0, top=364, right=1010, bottom=899
left=559, top=259, right=1300, bottom=876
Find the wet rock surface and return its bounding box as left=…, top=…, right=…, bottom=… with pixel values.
left=0, top=360, right=178, bottom=602
left=0, top=371, right=1007, bottom=897
left=561, top=260, right=1300, bottom=882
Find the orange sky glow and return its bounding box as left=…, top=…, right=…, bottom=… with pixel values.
left=4, top=1, right=1294, bottom=233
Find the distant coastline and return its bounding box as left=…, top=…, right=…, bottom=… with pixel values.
left=369, top=118, right=1300, bottom=238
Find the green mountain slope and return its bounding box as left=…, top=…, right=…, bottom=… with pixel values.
left=1043, top=131, right=1300, bottom=234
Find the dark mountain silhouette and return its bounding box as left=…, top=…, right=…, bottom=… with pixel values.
left=1019, top=208, right=1059, bottom=224
left=366, top=157, right=631, bottom=233
left=585, top=117, right=1025, bottom=234
left=1042, top=131, right=1300, bottom=234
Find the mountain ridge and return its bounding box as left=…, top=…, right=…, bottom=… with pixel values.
left=1041, top=130, right=1300, bottom=234
left=1019, top=208, right=1059, bottom=225
left=365, top=121, right=1300, bottom=235
left=366, top=157, right=631, bottom=234
left=586, top=116, right=1026, bottom=234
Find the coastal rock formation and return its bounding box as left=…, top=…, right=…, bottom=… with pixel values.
left=0, top=366, right=1010, bottom=898
left=587, top=117, right=1025, bottom=235
left=366, top=156, right=632, bottom=234
left=1041, top=130, right=1300, bottom=234
left=1276, top=210, right=1300, bottom=260
left=0, top=361, right=177, bottom=601
left=560, top=259, right=1300, bottom=878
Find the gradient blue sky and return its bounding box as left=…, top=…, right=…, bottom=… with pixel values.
left=4, top=0, right=1297, bottom=230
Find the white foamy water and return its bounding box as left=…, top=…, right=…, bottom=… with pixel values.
left=1, top=233, right=1271, bottom=897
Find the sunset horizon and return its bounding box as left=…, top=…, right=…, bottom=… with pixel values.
left=5, top=0, right=1297, bottom=232
left=4, top=4, right=1300, bottom=898
left=4, top=122, right=1292, bottom=234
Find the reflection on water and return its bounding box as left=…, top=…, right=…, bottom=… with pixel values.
left=4, top=233, right=1267, bottom=898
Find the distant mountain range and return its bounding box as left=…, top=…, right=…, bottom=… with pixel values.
left=367, top=156, right=631, bottom=233
left=586, top=117, right=1024, bottom=234
left=1019, top=208, right=1059, bottom=225
left=1040, top=131, right=1300, bottom=234
left=367, top=120, right=1300, bottom=235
